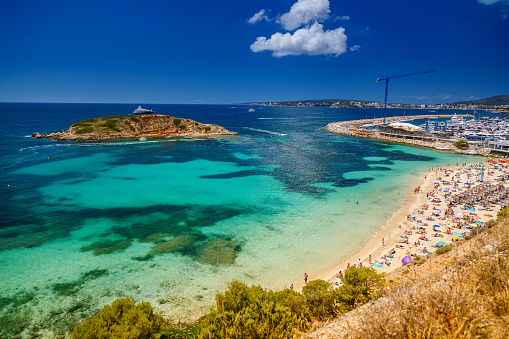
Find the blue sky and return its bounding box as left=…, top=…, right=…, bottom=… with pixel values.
left=0, top=0, right=508, bottom=104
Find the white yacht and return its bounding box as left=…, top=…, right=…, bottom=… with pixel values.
left=132, top=106, right=154, bottom=115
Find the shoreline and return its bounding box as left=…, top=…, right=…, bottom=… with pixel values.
left=295, top=158, right=507, bottom=291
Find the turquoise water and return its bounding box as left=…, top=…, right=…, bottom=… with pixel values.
left=0, top=103, right=484, bottom=336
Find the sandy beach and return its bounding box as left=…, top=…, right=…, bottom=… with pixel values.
left=295, top=159, right=509, bottom=291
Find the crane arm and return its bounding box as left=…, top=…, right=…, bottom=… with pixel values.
left=377, top=69, right=438, bottom=82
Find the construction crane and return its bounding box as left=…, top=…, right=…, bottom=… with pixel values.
left=377, top=69, right=438, bottom=125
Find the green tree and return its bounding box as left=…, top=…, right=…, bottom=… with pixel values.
left=72, top=298, right=164, bottom=339
left=333, top=266, right=385, bottom=310
left=301, top=279, right=335, bottom=319
left=454, top=140, right=469, bottom=150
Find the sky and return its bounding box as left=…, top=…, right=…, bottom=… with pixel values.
left=0, top=0, right=508, bottom=104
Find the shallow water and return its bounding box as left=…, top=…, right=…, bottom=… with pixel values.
left=0, top=103, right=484, bottom=337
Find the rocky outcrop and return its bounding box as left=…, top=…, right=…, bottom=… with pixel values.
left=32, top=114, right=237, bottom=141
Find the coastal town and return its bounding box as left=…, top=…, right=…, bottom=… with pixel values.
left=243, top=94, right=509, bottom=112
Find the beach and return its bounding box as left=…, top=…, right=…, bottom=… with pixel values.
left=295, top=159, right=509, bottom=291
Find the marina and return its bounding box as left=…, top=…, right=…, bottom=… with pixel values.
left=325, top=112, right=509, bottom=156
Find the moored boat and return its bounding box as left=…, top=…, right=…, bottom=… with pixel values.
left=132, top=106, right=154, bottom=115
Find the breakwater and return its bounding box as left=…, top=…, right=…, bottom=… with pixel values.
left=323, top=114, right=487, bottom=154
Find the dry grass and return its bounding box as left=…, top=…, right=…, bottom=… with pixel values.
left=306, top=217, right=509, bottom=339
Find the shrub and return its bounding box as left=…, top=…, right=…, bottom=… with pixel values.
left=454, top=140, right=470, bottom=149
left=204, top=126, right=211, bottom=132
left=498, top=207, right=508, bottom=220
left=199, top=281, right=310, bottom=339
left=71, top=298, right=164, bottom=339
left=436, top=244, right=453, bottom=255
left=98, top=120, right=120, bottom=132
left=173, top=118, right=181, bottom=126
left=76, top=127, right=94, bottom=134
left=302, top=279, right=335, bottom=319
left=333, top=266, right=385, bottom=311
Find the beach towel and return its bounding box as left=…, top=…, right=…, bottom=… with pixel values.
left=372, top=262, right=384, bottom=268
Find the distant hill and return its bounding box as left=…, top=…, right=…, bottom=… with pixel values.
left=451, top=95, right=509, bottom=106
left=239, top=99, right=373, bottom=106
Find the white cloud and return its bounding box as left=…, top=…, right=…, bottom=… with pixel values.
left=250, top=22, right=347, bottom=57
left=478, top=0, right=509, bottom=4
left=350, top=45, right=360, bottom=51
left=279, top=0, right=330, bottom=31
left=248, top=9, right=270, bottom=24
left=335, top=15, right=350, bottom=21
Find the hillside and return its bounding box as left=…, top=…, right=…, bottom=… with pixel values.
left=305, top=216, right=509, bottom=338
left=451, top=94, right=509, bottom=106
left=31, top=114, right=237, bottom=141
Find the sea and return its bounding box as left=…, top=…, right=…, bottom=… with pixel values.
left=0, top=103, right=485, bottom=337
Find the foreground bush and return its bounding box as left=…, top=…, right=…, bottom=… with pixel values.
left=199, top=281, right=310, bottom=339
left=72, top=298, right=164, bottom=339
left=333, top=266, right=385, bottom=311
left=302, top=279, right=335, bottom=319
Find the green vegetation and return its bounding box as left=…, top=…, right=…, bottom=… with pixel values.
left=200, top=281, right=310, bottom=339
left=204, top=126, right=211, bottom=132
left=98, top=119, right=120, bottom=132
left=498, top=207, right=508, bottom=219
left=435, top=244, right=453, bottom=255
left=454, top=140, right=470, bottom=149
left=70, top=267, right=384, bottom=338
left=76, top=127, right=95, bottom=134
left=173, top=118, right=182, bottom=126
left=72, top=298, right=164, bottom=339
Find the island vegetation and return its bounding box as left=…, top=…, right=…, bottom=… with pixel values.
left=69, top=211, right=509, bottom=339
left=31, top=114, right=237, bottom=141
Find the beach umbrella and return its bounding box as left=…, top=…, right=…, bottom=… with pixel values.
left=452, top=232, right=464, bottom=237
left=433, top=224, right=440, bottom=228
left=402, top=256, right=412, bottom=264
left=468, top=208, right=475, bottom=212
left=436, top=241, right=445, bottom=246
left=451, top=235, right=461, bottom=240
left=469, top=223, right=478, bottom=227
left=476, top=221, right=484, bottom=226
left=417, top=223, right=424, bottom=226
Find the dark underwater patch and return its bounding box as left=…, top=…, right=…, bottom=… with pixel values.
left=333, top=178, right=374, bottom=187
left=80, top=238, right=131, bottom=256
left=195, top=238, right=240, bottom=266
left=200, top=169, right=267, bottom=179
left=52, top=268, right=109, bottom=296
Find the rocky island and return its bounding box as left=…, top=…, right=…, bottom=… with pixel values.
left=31, top=114, right=237, bottom=141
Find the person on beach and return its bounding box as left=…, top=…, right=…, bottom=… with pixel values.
left=304, top=273, right=308, bottom=284
left=290, top=284, right=293, bottom=290
left=368, top=254, right=372, bottom=264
